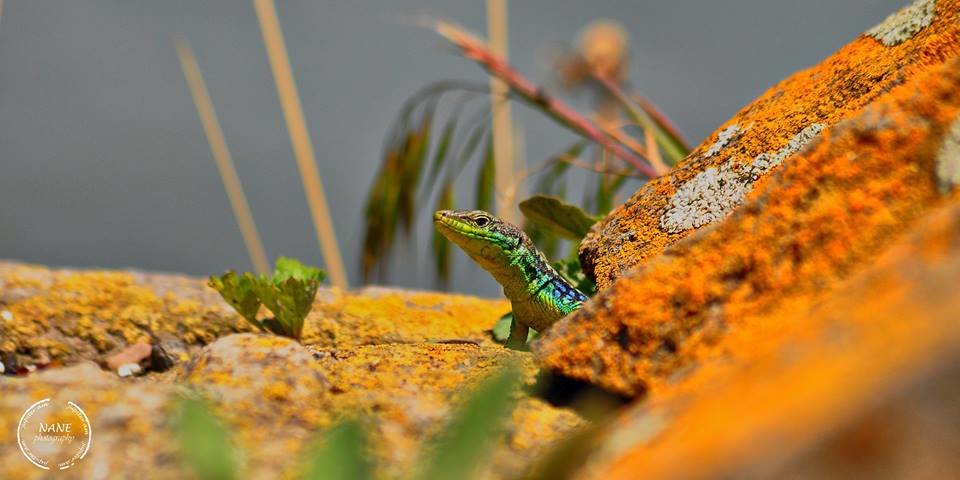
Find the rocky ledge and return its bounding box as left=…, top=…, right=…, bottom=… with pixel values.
left=0, top=262, right=582, bottom=479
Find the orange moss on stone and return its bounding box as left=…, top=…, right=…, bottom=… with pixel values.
left=0, top=264, right=249, bottom=367
left=0, top=263, right=573, bottom=479
left=304, top=287, right=509, bottom=348
left=585, top=197, right=960, bottom=479
left=0, top=262, right=510, bottom=369
left=535, top=55, right=960, bottom=397
left=581, top=0, right=960, bottom=289
left=310, top=342, right=583, bottom=478
left=0, top=363, right=185, bottom=479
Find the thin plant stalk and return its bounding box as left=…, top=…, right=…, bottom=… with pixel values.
left=175, top=40, right=271, bottom=275
left=486, top=0, right=518, bottom=224
left=434, top=21, right=665, bottom=179
left=644, top=126, right=664, bottom=172
left=595, top=75, right=688, bottom=165
left=253, top=0, right=348, bottom=289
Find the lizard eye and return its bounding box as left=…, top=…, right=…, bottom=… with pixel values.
left=475, top=216, right=490, bottom=227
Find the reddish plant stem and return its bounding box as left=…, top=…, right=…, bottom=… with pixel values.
left=435, top=22, right=664, bottom=179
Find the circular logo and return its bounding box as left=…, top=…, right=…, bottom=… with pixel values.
left=17, top=398, right=92, bottom=471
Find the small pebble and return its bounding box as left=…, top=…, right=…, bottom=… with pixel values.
left=117, top=363, right=142, bottom=377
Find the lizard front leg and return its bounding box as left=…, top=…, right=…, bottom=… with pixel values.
left=505, top=317, right=530, bottom=350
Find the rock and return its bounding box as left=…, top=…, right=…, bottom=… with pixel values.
left=148, top=340, right=188, bottom=373
left=104, top=342, right=152, bottom=372
left=576, top=199, right=960, bottom=479
left=535, top=28, right=960, bottom=399
left=0, top=268, right=576, bottom=479
left=0, top=262, right=252, bottom=367
left=309, top=342, right=584, bottom=478
left=0, top=260, right=509, bottom=368
left=116, top=363, right=142, bottom=377
left=306, top=286, right=508, bottom=348
left=0, top=362, right=184, bottom=479
left=579, top=0, right=960, bottom=290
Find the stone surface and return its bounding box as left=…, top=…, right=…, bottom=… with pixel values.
left=0, top=264, right=581, bottom=479
left=579, top=0, right=960, bottom=290
left=536, top=28, right=960, bottom=399
left=579, top=197, right=960, bottom=479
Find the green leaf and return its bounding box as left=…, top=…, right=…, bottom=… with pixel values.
left=399, top=118, right=432, bottom=231
left=274, top=256, right=325, bottom=284
left=475, top=137, right=495, bottom=212
left=414, top=365, right=523, bottom=480
left=208, top=271, right=263, bottom=330
left=535, top=143, right=582, bottom=197
left=491, top=312, right=513, bottom=343
left=236, top=258, right=325, bottom=340
left=426, top=118, right=458, bottom=188
left=632, top=95, right=691, bottom=165
left=519, top=195, right=598, bottom=241
left=301, top=419, right=372, bottom=480
left=491, top=312, right=537, bottom=344
left=177, top=397, right=239, bottom=480
left=362, top=150, right=402, bottom=280
left=252, top=276, right=318, bottom=341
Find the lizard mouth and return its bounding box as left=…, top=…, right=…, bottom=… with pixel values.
left=433, top=212, right=501, bottom=244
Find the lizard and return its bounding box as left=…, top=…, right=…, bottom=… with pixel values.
left=433, top=209, right=588, bottom=349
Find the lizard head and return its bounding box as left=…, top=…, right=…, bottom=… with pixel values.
left=433, top=209, right=530, bottom=273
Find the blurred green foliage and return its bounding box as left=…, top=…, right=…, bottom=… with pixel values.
left=175, top=364, right=522, bottom=480
left=518, top=195, right=598, bottom=241
left=177, top=397, right=239, bottom=480
left=209, top=257, right=325, bottom=341
left=301, top=419, right=372, bottom=480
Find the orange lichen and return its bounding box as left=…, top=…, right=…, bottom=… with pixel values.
left=0, top=264, right=250, bottom=367
left=581, top=0, right=960, bottom=289
left=587, top=196, right=960, bottom=479
left=304, top=288, right=509, bottom=347
left=0, top=262, right=576, bottom=479
left=310, top=342, right=583, bottom=478
left=535, top=55, right=960, bottom=397
left=0, top=261, right=511, bottom=369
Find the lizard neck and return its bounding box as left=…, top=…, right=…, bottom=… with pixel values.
left=494, top=244, right=587, bottom=330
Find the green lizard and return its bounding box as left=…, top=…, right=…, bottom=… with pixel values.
left=433, top=209, right=588, bottom=348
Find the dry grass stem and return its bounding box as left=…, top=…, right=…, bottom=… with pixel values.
left=253, top=0, right=348, bottom=289
left=433, top=21, right=663, bottom=179
left=175, top=40, right=270, bottom=274
left=486, top=0, right=518, bottom=223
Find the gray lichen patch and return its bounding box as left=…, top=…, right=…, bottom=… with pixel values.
left=660, top=124, right=825, bottom=234
left=747, top=124, right=824, bottom=180
left=936, top=113, right=960, bottom=193
left=705, top=124, right=742, bottom=157
left=660, top=163, right=750, bottom=233
left=866, top=0, right=936, bottom=47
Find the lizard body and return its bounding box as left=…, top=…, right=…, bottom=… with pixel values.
left=433, top=209, right=587, bottom=348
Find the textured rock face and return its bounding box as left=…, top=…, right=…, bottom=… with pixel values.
left=579, top=0, right=960, bottom=290
left=526, top=0, right=960, bottom=476
left=535, top=54, right=960, bottom=397
left=584, top=199, right=960, bottom=479
left=0, top=264, right=582, bottom=479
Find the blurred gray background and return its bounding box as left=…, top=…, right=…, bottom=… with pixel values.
left=0, top=0, right=903, bottom=297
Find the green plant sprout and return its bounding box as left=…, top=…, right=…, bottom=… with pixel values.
left=176, top=364, right=522, bottom=480
left=209, top=257, right=326, bottom=341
